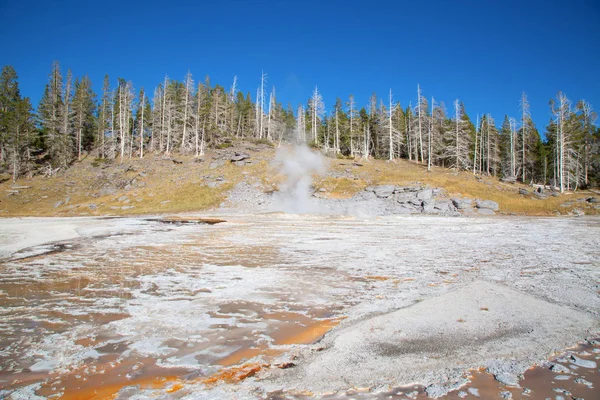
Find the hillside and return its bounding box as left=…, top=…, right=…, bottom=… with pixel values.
left=0, top=140, right=598, bottom=217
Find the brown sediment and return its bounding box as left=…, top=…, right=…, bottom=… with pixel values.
left=218, top=347, right=283, bottom=367
left=365, top=275, right=391, bottom=281
left=219, top=312, right=342, bottom=367
left=201, top=363, right=269, bottom=386
left=272, top=318, right=342, bottom=345
left=151, top=216, right=226, bottom=225
left=35, top=357, right=188, bottom=400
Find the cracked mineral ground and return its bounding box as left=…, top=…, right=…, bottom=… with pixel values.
left=0, top=214, right=599, bottom=399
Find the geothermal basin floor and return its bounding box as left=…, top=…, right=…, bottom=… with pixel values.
left=0, top=214, right=599, bottom=399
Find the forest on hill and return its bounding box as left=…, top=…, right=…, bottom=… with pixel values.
left=1, top=62, right=599, bottom=192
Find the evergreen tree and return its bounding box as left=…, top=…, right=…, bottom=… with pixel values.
left=0, top=66, right=35, bottom=180
left=72, top=75, right=96, bottom=160
left=38, top=61, right=72, bottom=169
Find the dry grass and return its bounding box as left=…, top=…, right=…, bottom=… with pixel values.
left=0, top=144, right=598, bottom=217
left=323, top=157, right=599, bottom=216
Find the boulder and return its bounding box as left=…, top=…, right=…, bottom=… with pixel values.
left=209, top=159, right=226, bottom=169
left=586, top=196, right=599, bottom=204
left=518, top=188, right=529, bottom=195
left=434, top=200, right=452, bottom=212
left=408, top=199, right=423, bottom=207
left=451, top=198, right=472, bottom=210
left=571, top=208, right=585, bottom=217
left=396, top=204, right=420, bottom=214
left=395, top=192, right=417, bottom=204
left=422, top=198, right=435, bottom=213
left=373, top=185, right=396, bottom=198
left=475, top=199, right=499, bottom=211
left=476, top=208, right=496, bottom=215
left=416, top=188, right=433, bottom=201
left=230, top=153, right=250, bottom=162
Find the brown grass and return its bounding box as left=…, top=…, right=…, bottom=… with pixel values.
left=324, top=156, right=599, bottom=216
left=0, top=144, right=598, bottom=217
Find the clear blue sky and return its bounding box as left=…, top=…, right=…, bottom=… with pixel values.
left=1, top=0, right=599, bottom=133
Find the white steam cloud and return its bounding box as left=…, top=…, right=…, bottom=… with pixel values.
left=273, top=145, right=326, bottom=214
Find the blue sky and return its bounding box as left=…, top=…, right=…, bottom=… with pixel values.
left=1, top=0, right=599, bottom=132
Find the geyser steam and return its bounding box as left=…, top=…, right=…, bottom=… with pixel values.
left=273, top=145, right=326, bottom=213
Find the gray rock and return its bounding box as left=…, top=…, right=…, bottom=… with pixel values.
left=549, top=363, right=571, bottom=374
left=395, top=192, right=417, bottom=203
left=88, top=203, right=97, bottom=210
left=434, top=200, right=452, bottom=212
left=233, top=160, right=246, bottom=167
left=100, top=187, right=117, bottom=196
left=209, top=159, right=226, bottom=169
left=396, top=205, right=420, bottom=214
left=408, top=199, right=423, bottom=207
left=422, top=198, right=435, bottom=213
left=519, top=188, right=529, bottom=195
left=451, top=198, right=472, bottom=210
left=373, top=185, right=396, bottom=198
left=587, top=196, right=599, bottom=203
left=121, top=205, right=134, bottom=210
left=159, top=200, right=171, bottom=205
left=467, top=387, right=480, bottom=397
left=118, top=196, right=129, bottom=202
left=477, top=208, right=496, bottom=215
left=416, top=188, right=433, bottom=201
left=457, top=391, right=467, bottom=398
left=493, top=373, right=519, bottom=387
left=475, top=199, right=499, bottom=211
left=571, top=208, right=585, bottom=217
left=554, top=375, right=571, bottom=380
left=570, top=355, right=596, bottom=368
left=574, top=377, right=593, bottom=388
left=500, top=391, right=512, bottom=399
left=230, top=153, right=249, bottom=162
left=54, top=200, right=63, bottom=208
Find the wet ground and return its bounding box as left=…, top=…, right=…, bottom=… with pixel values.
left=0, top=214, right=598, bottom=399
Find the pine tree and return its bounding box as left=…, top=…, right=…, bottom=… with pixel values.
left=72, top=75, right=96, bottom=160
left=0, top=66, right=35, bottom=180
left=38, top=61, right=72, bottom=169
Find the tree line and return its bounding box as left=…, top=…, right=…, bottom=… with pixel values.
left=1, top=62, right=598, bottom=191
